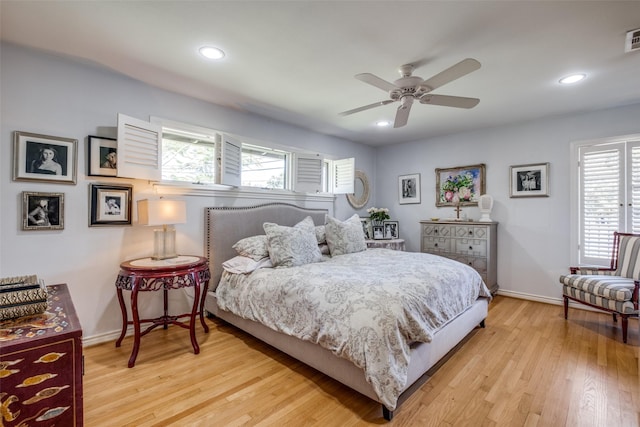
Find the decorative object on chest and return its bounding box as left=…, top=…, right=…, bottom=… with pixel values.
left=420, top=220, right=498, bottom=294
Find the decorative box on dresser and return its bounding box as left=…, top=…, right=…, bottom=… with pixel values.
left=420, top=220, right=498, bottom=294
left=0, top=284, right=83, bottom=426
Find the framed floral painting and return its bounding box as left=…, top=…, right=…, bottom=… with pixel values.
left=435, top=163, right=486, bottom=207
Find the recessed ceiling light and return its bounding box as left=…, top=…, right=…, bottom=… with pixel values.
left=376, top=120, right=391, bottom=127
left=559, top=73, right=586, bottom=84
left=199, top=46, right=225, bottom=60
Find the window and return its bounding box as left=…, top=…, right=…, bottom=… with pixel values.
left=573, top=135, right=640, bottom=265
left=154, top=117, right=353, bottom=194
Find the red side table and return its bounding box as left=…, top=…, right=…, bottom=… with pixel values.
left=115, top=255, right=210, bottom=367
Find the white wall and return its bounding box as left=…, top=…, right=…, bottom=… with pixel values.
left=0, top=43, right=376, bottom=342
left=375, top=102, right=640, bottom=303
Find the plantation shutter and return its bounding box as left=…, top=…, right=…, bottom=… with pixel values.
left=578, top=139, right=640, bottom=266
left=579, top=144, right=622, bottom=264
left=293, top=153, right=323, bottom=193
left=117, top=113, right=162, bottom=180
left=332, top=157, right=355, bottom=194
left=220, top=134, right=241, bottom=187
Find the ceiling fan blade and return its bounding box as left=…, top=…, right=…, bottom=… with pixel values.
left=394, top=98, right=413, bottom=128
left=339, top=99, right=395, bottom=116
left=421, top=58, right=481, bottom=91
left=420, top=94, right=480, bottom=109
left=355, top=73, right=398, bottom=92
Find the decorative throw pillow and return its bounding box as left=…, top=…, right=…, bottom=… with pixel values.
left=315, top=225, right=327, bottom=244
left=263, top=216, right=322, bottom=267
left=232, top=235, right=269, bottom=261
left=325, top=214, right=367, bottom=256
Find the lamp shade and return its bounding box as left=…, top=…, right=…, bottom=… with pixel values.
left=137, top=199, right=187, bottom=226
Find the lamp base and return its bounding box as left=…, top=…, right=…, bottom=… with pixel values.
left=152, top=227, right=178, bottom=260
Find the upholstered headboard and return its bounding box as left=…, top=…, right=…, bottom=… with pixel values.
left=205, top=203, right=328, bottom=290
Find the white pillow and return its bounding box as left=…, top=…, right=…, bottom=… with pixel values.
left=263, top=216, right=322, bottom=267
left=232, top=235, right=269, bottom=261
left=222, top=256, right=272, bottom=274
left=325, top=214, right=367, bottom=256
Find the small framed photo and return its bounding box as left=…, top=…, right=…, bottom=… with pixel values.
left=88, top=135, right=117, bottom=176
left=13, top=131, right=77, bottom=184
left=383, top=221, right=399, bottom=239
left=372, top=225, right=385, bottom=240
left=22, top=192, right=64, bottom=231
left=89, top=183, right=132, bottom=226
left=360, top=217, right=372, bottom=240
left=398, top=173, right=421, bottom=204
left=510, top=163, right=550, bottom=198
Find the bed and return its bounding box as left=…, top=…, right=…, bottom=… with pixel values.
left=204, top=203, right=491, bottom=420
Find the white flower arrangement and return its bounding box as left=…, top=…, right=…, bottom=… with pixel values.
left=367, top=207, right=390, bottom=223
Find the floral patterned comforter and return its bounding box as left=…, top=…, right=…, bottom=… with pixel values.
left=215, top=248, right=491, bottom=410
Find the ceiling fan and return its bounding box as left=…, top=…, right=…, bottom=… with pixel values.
left=340, top=58, right=481, bottom=128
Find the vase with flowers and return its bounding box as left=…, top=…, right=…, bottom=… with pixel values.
left=367, top=207, right=390, bottom=226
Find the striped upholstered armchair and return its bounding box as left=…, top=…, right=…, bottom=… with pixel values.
left=559, top=232, right=640, bottom=343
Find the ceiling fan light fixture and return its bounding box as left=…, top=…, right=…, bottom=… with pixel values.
left=199, top=46, right=225, bottom=60
left=559, top=73, right=586, bottom=85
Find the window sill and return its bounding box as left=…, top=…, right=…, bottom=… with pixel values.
left=153, top=182, right=336, bottom=202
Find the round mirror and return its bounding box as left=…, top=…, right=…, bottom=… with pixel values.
left=346, top=170, right=370, bottom=209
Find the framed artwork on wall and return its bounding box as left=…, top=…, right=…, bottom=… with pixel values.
left=89, top=183, right=133, bottom=226
left=22, top=191, right=64, bottom=231
left=510, top=162, right=550, bottom=198
left=88, top=135, right=118, bottom=176
left=398, top=173, right=421, bottom=204
left=435, top=163, right=486, bottom=207
left=13, top=131, right=78, bottom=184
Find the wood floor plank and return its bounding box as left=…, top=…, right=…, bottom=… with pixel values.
left=83, top=296, right=639, bottom=426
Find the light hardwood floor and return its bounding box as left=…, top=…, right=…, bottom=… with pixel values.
left=84, top=296, right=639, bottom=426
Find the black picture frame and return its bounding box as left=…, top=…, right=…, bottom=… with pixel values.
left=88, top=135, right=118, bottom=177
left=372, top=225, right=385, bottom=240
left=398, top=173, right=421, bottom=204
left=89, top=183, right=132, bottom=227
left=510, top=162, right=550, bottom=198
left=383, top=221, right=399, bottom=239
left=22, top=191, right=64, bottom=231
left=13, top=131, right=78, bottom=184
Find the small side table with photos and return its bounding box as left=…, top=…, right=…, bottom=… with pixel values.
left=115, top=255, right=210, bottom=368
left=0, top=283, right=84, bottom=426
left=365, top=238, right=406, bottom=251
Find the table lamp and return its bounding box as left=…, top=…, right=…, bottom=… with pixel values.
left=137, top=199, right=187, bottom=260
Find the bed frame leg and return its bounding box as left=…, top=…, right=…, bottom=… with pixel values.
left=479, top=319, right=486, bottom=328
left=382, top=406, right=394, bottom=421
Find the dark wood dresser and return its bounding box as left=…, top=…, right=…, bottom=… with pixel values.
left=0, top=283, right=83, bottom=426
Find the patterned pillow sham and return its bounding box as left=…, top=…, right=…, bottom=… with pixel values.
left=325, top=213, right=367, bottom=256
left=232, top=235, right=269, bottom=261
left=263, top=216, right=322, bottom=267
left=315, top=225, right=327, bottom=244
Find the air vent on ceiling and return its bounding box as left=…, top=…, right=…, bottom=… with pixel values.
left=625, top=28, right=640, bottom=52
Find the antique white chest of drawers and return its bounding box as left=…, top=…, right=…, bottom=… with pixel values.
left=420, top=220, right=498, bottom=294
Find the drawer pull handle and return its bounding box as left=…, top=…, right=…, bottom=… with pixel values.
left=434, top=230, right=438, bottom=234
left=434, top=243, right=438, bottom=247
left=468, top=262, right=473, bottom=265
left=469, top=246, right=473, bottom=250
left=469, top=231, right=473, bottom=235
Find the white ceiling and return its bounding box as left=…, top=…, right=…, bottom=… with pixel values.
left=2, top=1, right=640, bottom=146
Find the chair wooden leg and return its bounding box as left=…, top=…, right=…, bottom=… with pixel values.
left=621, top=315, right=628, bottom=343
left=563, top=296, right=569, bottom=319
left=612, top=313, right=618, bottom=323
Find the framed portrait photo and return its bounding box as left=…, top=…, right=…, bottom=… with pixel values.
left=22, top=191, right=64, bottom=231
left=89, top=183, right=132, bottom=226
left=360, top=217, right=372, bottom=240
left=372, top=225, right=385, bottom=240
left=13, top=131, right=77, bottom=184
left=383, top=221, right=399, bottom=239
left=510, top=162, right=550, bottom=198
left=88, top=135, right=118, bottom=176
left=435, top=163, right=486, bottom=207
left=398, top=173, right=421, bottom=204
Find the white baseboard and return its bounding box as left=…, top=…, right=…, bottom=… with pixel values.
left=496, top=289, right=612, bottom=313
left=83, top=326, right=133, bottom=348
